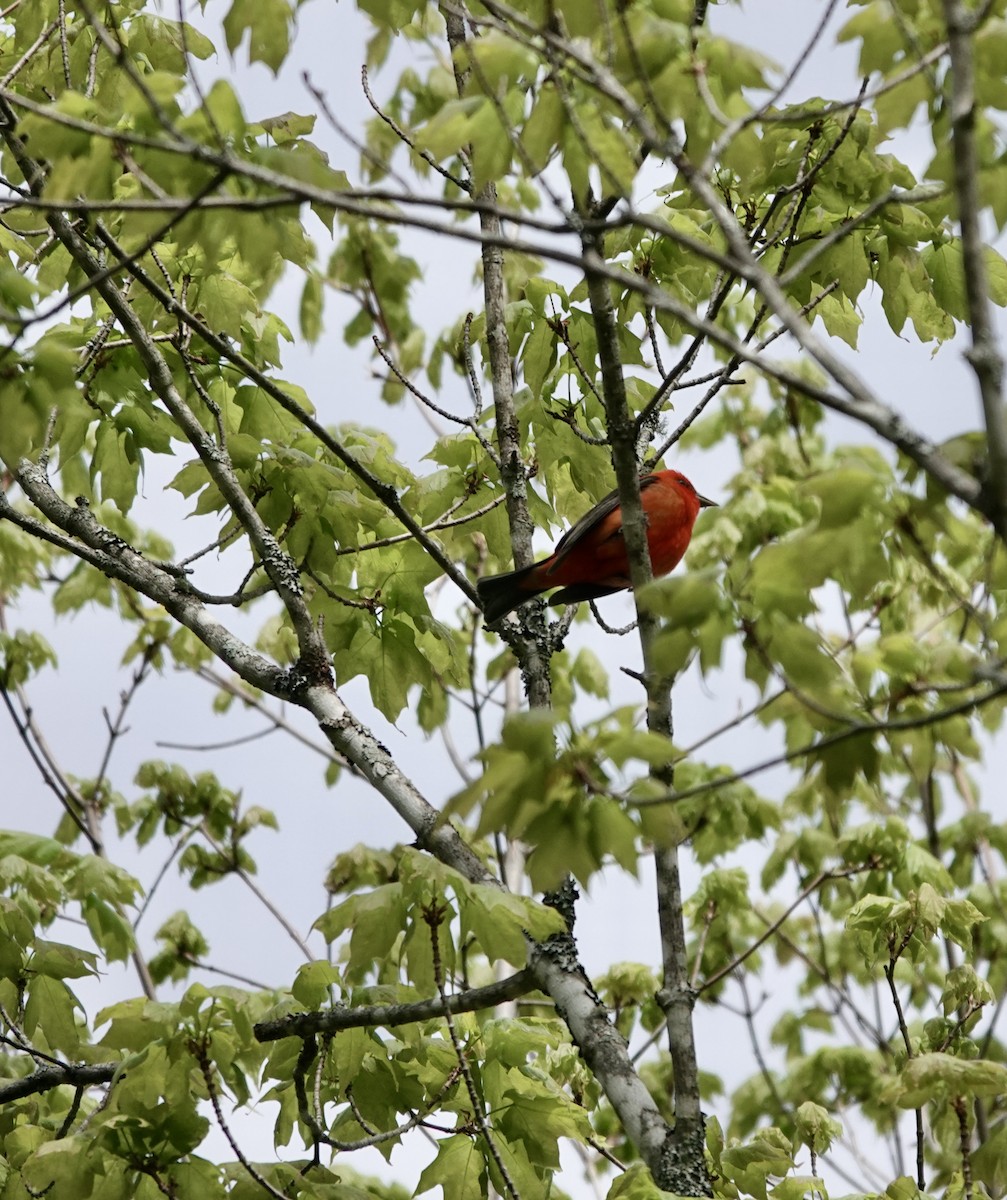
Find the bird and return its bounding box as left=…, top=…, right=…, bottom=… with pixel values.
left=476, top=469, right=716, bottom=623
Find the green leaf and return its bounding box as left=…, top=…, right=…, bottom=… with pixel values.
left=193, top=273, right=260, bottom=337
left=203, top=79, right=246, bottom=139
left=291, top=959, right=341, bottom=1008
left=606, top=1163, right=674, bottom=1199
left=639, top=570, right=722, bottom=624
left=571, top=646, right=609, bottom=698
left=940, top=894, right=986, bottom=951
left=22, top=1139, right=94, bottom=1197
left=29, top=940, right=99, bottom=981
left=522, top=84, right=563, bottom=172
left=815, top=290, right=861, bottom=347
left=332, top=615, right=435, bottom=722
left=313, top=884, right=406, bottom=978
left=973, top=1120, right=1007, bottom=1195
left=0, top=830, right=68, bottom=866
left=299, top=272, right=324, bottom=344
left=457, top=883, right=564, bottom=966
left=793, top=1101, right=841, bottom=1154
left=416, top=1135, right=485, bottom=1200
left=984, top=245, right=1007, bottom=305
left=81, top=895, right=135, bottom=963
left=720, top=1127, right=794, bottom=1200
left=24, top=977, right=82, bottom=1052
left=941, top=964, right=995, bottom=1016
left=92, top=422, right=140, bottom=515
left=523, top=318, right=555, bottom=399
left=485, top=1059, right=592, bottom=1167
left=845, top=893, right=898, bottom=964
left=891, top=1053, right=1007, bottom=1107
left=469, top=31, right=537, bottom=90
left=838, top=4, right=906, bottom=74
left=923, top=241, right=968, bottom=320
left=258, top=111, right=317, bottom=143
left=418, top=98, right=481, bottom=161
left=468, top=97, right=514, bottom=191
left=771, top=1177, right=828, bottom=1200
left=222, top=0, right=293, bottom=72
left=579, top=107, right=638, bottom=196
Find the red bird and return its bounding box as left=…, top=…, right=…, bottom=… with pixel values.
left=477, top=469, right=716, bottom=623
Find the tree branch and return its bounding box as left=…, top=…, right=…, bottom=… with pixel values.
left=583, top=230, right=709, bottom=1194
left=0, top=1061, right=117, bottom=1104
left=940, top=0, right=1007, bottom=531
left=441, top=0, right=553, bottom=704
left=255, top=969, right=536, bottom=1042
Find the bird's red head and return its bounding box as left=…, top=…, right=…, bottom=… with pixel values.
left=660, top=469, right=717, bottom=512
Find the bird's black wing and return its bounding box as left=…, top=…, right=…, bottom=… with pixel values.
left=551, top=474, right=659, bottom=565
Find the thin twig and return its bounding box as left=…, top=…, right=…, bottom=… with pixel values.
left=953, top=1096, right=974, bottom=1200
left=424, top=902, right=520, bottom=1200
left=0, top=20, right=57, bottom=88
left=361, top=64, right=470, bottom=193
left=699, top=865, right=867, bottom=993
left=633, top=674, right=1007, bottom=808
left=884, top=933, right=925, bottom=1191
left=194, top=1037, right=288, bottom=1200
left=588, top=599, right=636, bottom=635
left=57, top=0, right=72, bottom=87
left=193, top=664, right=351, bottom=767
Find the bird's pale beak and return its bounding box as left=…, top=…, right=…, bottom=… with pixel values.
left=698, top=494, right=718, bottom=508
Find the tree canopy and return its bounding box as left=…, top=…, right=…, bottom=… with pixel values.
left=2, top=1, right=1007, bottom=1198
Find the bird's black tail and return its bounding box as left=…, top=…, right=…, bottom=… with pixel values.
left=476, top=565, right=542, bottom=623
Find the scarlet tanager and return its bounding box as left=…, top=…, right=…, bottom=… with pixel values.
left=477, top=469, right=716, bottom=623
